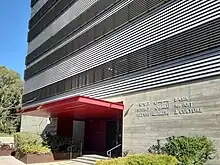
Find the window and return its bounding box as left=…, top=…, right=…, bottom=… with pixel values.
left=75, top=76, right=79, bottom=88
left=103, top=61, right=114, bottom=79
left=94, top=66, right=103, bottom=82
left=65, top=77, right=72, bottom=91
left=113, top=57, right=128, bottom=76
left=88, top=69, right=95, bottom=84
left=82, top=74, right=87, bottom=86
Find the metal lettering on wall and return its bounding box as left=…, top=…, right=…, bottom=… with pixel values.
left=135, top=97, right=202, bottom=118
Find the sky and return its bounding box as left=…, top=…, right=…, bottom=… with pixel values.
left=0, top=0, right=30, bottom=79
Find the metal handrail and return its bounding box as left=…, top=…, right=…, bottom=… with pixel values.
left=80, top=141, right=83, bottom=156
left=68, top=141, right=83, bottom=159
left=67, top=144, right=76, bottom=160
left=106, top=144, right=122, bottom=158
left=67, top=144, right=76, bottom=151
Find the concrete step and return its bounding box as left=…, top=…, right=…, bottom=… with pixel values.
left=83, top=155, right=108, bottom=160
left=77, top=157, right=101, bottom=162
left=72, top=155, right=109, bottom=165
left=73, top=158, right=94, bottom=165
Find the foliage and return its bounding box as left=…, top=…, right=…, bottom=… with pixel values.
left=96, top=157, right=127, bottom=165
left=14, top=132, right=43, bottom=148
left=0, top=66, right=23, bottom=134
left=122, top=150, right=130, bottom=157
left=96, top=154, right=178, bottom=165
left=14, top=132, right=51, bottom=154
left=0, top=132, right=13, bottom=137
left=149, top=136, right=215, bottom=165
left=44, top=134, right=73, bottom=152
left=19, top=143, right=51, bottom=154
left=148, top=139, right=165, bottom=154
left=0, top=144, right=14, bottom=151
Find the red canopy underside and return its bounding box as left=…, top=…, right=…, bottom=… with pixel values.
left=19, top=96, right=124, bottom=120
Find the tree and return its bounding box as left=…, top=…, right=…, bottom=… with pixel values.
left=0, top=66, right=23, bottom=134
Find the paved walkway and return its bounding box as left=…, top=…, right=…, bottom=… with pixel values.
left=29, top=161, right=76, bottom=165
left=0, top=156, right=91, bottom=165
left=0, top=156, right=25, bottom=165
left=29, top=161, right=91, bottom=165
left=0, top=156, right=78, bottom=165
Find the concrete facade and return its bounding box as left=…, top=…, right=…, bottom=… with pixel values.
left=20, top=116, right=57, bottom=135
left=109, top=76, right=220, bottom=159
left=21, top=0, right=220, bottom=163
left=20, top=75, right=220, bottom=163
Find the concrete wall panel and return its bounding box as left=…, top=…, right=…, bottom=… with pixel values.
left=121, top=76, right=220, bottom=161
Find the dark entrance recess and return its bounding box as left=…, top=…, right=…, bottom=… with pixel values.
left=84, top=120, right=107, bottom=155
left=84, top=120, right=122, bottom=157
left=106, top=120, right=122, bottom=157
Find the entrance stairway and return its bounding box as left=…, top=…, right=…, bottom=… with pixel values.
left=72, top=154, right=109, bottom=165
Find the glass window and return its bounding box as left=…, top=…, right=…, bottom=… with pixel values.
left=94, top=66, right=103, bottom=82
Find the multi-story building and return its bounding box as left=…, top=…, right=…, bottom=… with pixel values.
left=20, top=0, right=220, bottom=159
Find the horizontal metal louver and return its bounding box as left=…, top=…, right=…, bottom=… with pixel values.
left=87, top=28, right=96, bottom=44
left=29, top=0, right=59, bottom=29
left=104, top=15, right=115, bottom=34
left=95, top=0, right=108, bottom=13
left=25, top=0, right=173, bottom=78
left=128, top=0, right=163, bottom=20
left=22, top=17, right=220, bottom=104
left=91, top=0, right=107, bottom=16
left=94, top=23, right=104, bottom=39
left=148, top=18, right=220, bottom=67
left=26, top=0, right=117, bottom=65
left=25, top=3, right=134, bottom=79
left=23, top=47, right=220, bottom=105
left=114, top=5, right=129, bottom=28
left=31, top=0, right=39, bottom=7
left=23, top=0, right=220, bottom=94
left=101, top=0, right=117, bottom=11
left=128, top=47, right=148, bottom=71
left=129, top=0, right=148, bottom=19
left=26, top=3, right=132, bottom=78
left=28, top=0, right=78, bottom=42
left=113, top=57, right=129, bottom=76
left=103, top=62, right=114, bottom=80
left=87, top=70, right=95, bottom=85
left=95, top=66, right=104, bottom=82
left=65, top=77, right=72, bottom=91
left=80, top=8, right=92, bottom=24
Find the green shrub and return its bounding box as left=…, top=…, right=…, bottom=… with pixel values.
left=14, top=132, right=43, bottom=147
left=19, top=143, right=51, bottom=154
left=96, top=154, right=178, bottom=165
left=0, top=132, right=13, bottom=137
left=44, top=135, right=73, bottom=152
left=14, top=132, right=51, bottom=154
left=96, top=157, right=127, bottom=165
left=150, top=136, right=215, bottom=165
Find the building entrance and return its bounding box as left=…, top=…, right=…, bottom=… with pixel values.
left=106, top=120, right=122, bottom=157
left=83, top=120, right=122, bottom=156
left=19, top=96, right=124, bottom=156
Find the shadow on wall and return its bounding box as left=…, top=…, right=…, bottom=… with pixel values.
left=41, top=118, right=57, bottom=137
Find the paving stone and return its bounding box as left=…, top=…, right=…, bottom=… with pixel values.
left=0, top=156, right=25, bottom=165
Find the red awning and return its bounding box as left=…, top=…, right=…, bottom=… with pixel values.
left=18, top=96, right=124, bottom=120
